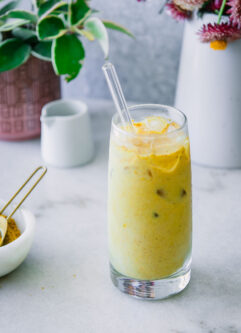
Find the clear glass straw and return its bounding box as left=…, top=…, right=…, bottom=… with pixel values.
left=102, top=62, right=135, bottom=131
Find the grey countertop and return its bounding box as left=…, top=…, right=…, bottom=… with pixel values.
left=0, top=100, right=240, bottom=333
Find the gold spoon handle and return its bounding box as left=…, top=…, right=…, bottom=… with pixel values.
left=0, top=166, right=47, bottom=220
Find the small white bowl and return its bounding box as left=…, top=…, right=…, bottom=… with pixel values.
left=0, top=200, right=35, bottom=278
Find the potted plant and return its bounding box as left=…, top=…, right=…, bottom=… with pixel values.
left=0, top=0, right=133, bottom=141
left=138, top=0, right=241, bottom=168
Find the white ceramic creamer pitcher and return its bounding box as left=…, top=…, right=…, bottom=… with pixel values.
left=41, top=99, right=94, bottom=168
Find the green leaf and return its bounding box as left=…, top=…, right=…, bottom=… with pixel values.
left=102, top=20, right=134, bottom=38
left=37, top=15, right=66, bottom=40
left=84, top=17, right=109, bottom=58
left=75, top=28, right=95, bottom=41
left=0, top=19, right=30, bottom=32
left=0, top=10, right=37, bottom=23
left=0, top=1, right=19, bottom=16
left=38, top=0, right=59, bottom=17
left=38, top=1, right=68, bottom=19
left=50, top=5, right=68, bottom=16
left=35, top=0, right=45, bottom=9
left=52, top=34, right=85, bottom=82
left=0, top=38, right=31, bottom=71
left=32, top=41, right=52, bottom=61
left=12, top=27, right=37, bottom=40
left=69, top=0, right=91, bottom=26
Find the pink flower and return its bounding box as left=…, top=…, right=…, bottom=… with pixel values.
left=166, top=1, right=191, bottom=20
left=227, top=0, right=241, bottom=27
left=174, top=0, right=206, bottom=11
left=213, top=0, right=223, bottom=9
left=198, top=22, right=241, bottom=42
left=207, top=0, right=224, bottom=10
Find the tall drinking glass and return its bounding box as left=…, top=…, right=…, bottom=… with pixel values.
left=108, top=104, right=192, bottom=299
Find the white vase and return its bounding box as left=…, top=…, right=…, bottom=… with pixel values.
left=175, top=14, right=241, bottom=168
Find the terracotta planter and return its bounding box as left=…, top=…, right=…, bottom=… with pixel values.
left=0, top=57, right=60, bottom=141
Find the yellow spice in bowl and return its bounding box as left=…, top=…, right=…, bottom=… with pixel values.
left=0, top=217, right=21, bottom=246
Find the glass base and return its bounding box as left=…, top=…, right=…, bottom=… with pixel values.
left=110, top=263, right=191, bottom=300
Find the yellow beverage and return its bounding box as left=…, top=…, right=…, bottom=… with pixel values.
left=108, top=112, right=192, bottom=281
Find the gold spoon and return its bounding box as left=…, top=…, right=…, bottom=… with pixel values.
left=0, top=166, right=47, bottom=247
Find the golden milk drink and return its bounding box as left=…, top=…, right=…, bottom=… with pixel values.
left=108, top=105, right=192, bottom=299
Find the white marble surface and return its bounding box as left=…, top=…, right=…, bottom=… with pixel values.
left=0, top=100, right=240, bottom=333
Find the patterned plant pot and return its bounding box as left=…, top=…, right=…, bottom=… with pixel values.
left=0, top=56, right=60, bottom=141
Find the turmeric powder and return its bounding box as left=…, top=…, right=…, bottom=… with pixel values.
left=0, top=217, right=21, bottom=246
